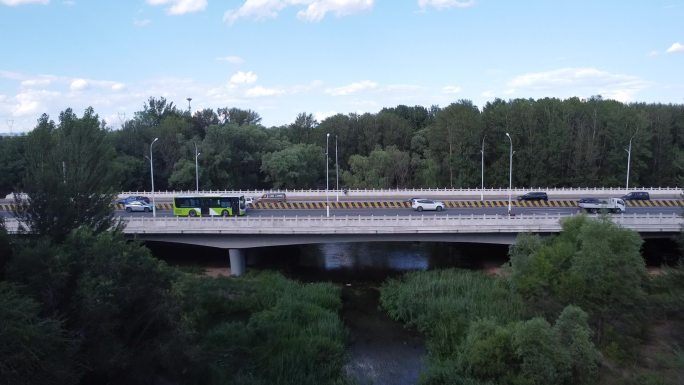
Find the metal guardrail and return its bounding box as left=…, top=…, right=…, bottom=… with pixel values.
left=7, top=213, right=680, bottom=235
left=117, top=187, right=684, bottom=199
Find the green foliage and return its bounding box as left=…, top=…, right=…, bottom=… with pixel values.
left=343, top=145, right=412, bottom=188
left=0, top=218, right=11, bottom=279
left=261, top=143, right=326, bottom=189
left=0, top=282, right=79, bottom=385
left=645, top=262, right=684, bottom=319
left=510, top=215, right=648, bottom=353
left=456, top=309, right=599, bottom=385
left=15, top=109, right=118, bottom=241
left=380, top=269, right=601, bottom=385
left=175, top=271, right=348, bottom=385
left=10, top=97, right=683, bottom=192
left=380, top=269, right=524, bottom=359
left=6, top=230, right=189, bottom=384
left=0, top=135, right=26, bottom=197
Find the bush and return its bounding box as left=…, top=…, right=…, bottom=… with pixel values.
left=380, top=269, right=524, bottom=359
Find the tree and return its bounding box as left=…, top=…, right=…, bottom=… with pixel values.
left=261, top=144, right=325, bottom=189
left=0, top=282, right=79, bottom=385
left=0, top=135, right=26, bottom=197
left=510, top=215, right=648, bottom=351
left=217, top=107, right=262, bottom=126
left=15, top=109, right=118, bottom=241
left=6, top=230, right=189, bottom=384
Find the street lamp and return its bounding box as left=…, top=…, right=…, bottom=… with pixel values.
left=625, top=129, right=638, bottom=190
left=150, top=137, right=159, bottom=217
left=335, top=135, right=339, bottom=202
left=481, top=135, right=486, bottom=201
left=194, top=142, right=201, bottom=193
left=187, top=97, right=192, bottom=113
left=505, top=133, right=513, bottom=215
left=326, top=133, right=330, bottom=217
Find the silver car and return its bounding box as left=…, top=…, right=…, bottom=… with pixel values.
left=412, top=199, right=446, bottom=212
left=124, top=201, right=154, bottom=213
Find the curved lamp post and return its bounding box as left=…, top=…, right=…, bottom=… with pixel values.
left=194, top=142, right=201, bottom=193
left=326, top=133, right=330, bottom=217
left=150, top=137, right=159, bottom=217
left=481, top=135, right=486, bottom=201
left=505, top=133, right=513, bottom=215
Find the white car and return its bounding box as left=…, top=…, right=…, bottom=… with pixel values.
left=124, top=201, right=154, bottom=213
left=245, top=197, right=255, bottom=208
left=412, top=199, right=446, bottom=212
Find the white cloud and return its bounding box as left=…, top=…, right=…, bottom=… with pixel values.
left=481, top=90, right=494, bottom=97
left=62, top=0, right=75, bottom=5
left=507, top=67, right=648, bottom=102
left=216, top=56, right=244, bottom=64
left=70, top=78, right=89, bottom=91
left=134, top=18, right=152, bottom=27
left=666, top=42, right=684, bottom=54
left=442, top=85, right=461, bottom=94
left=297, top=0, right=373, bottom=22
left=230, top=71, right=258, bottom=85
left=326, top=80, right=377, bottom=96
left=223, top=0, right=374, bottom=24
left=13, top=90, right=61, bottom=117
left=418, top=0, right=475, bottom=10
left=245, top=86, right=285, bottom=97
left=314, top=110, right=336, bottom=122
left=111, top=83, right=126, bottom=91
left=21, top=78, right=53, bottom=87
left=0, top=70, right=24, bottom=80
left=1, top=0, right=49, bottom=5
left=147, top=0, right=207, bottom=15
left=648, top=50, right=659, bottom=57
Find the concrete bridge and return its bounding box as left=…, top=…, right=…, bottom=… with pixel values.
left=6, top=213, right=680, bottom=275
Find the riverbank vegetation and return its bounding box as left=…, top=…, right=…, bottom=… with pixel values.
left=2, top=96, right=684, bottom=197
left=0, top=225, right=349, bottom=384
left=380, top=215, right=684, bottom=385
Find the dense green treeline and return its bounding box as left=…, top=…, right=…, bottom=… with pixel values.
left=379, top=216, right=684, bottom=385
left=1, top=96, right=683, bottom=196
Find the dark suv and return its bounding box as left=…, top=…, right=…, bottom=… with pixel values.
left=621, top=191, right=650, bottom=200
left=517, top=192, right=548, bottom=201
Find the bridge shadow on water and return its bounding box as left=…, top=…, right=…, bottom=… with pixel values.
left=143, top=238, right=680, bottom=385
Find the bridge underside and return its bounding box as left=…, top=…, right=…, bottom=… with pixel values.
left=127, top=231, right=679, bottom=249
left=128, top=232, right=522, bottom=248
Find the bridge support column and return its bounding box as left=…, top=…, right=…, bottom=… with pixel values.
left=229, top=249, right=246, bottom=276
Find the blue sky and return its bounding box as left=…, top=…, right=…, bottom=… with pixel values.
left=1, top=0, right=683, bottom=133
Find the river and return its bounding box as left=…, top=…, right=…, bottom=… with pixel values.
left=145, top=238, right=680, bottom=385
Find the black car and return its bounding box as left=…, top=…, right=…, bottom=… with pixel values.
left=621, top=191, right=650, bottom=201
left=517, top=192, right=548, bottom=201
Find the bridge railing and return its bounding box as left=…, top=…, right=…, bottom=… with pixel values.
left=118, top=187, right=683, bottom=200
left=113, top=212, right=681, bottom=234
left=5, top=213, right=681, bottom=235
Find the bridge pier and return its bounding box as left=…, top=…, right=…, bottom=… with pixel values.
left=229, top=249, right=246, bottom=276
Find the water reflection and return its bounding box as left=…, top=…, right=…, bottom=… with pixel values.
left=247, top=242, right=510, bottom=282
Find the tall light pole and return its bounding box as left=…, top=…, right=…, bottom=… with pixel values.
left=326, top=133, right=330, bottom=217
left=150, top=137, right=159, bottom=217
left=187, top=97, right=192, bottom=113
left=505, top=133, right=513, bottom=216
left=194, top=142, right=201, bottom=193
left=335, top=135, right=339, bottom=202
left=480, top=135, right=486, bottom=201
left=625, top=129, right=638, bottom=190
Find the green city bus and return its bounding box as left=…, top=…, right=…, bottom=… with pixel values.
left=173, top=195, right=246, bottom=217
